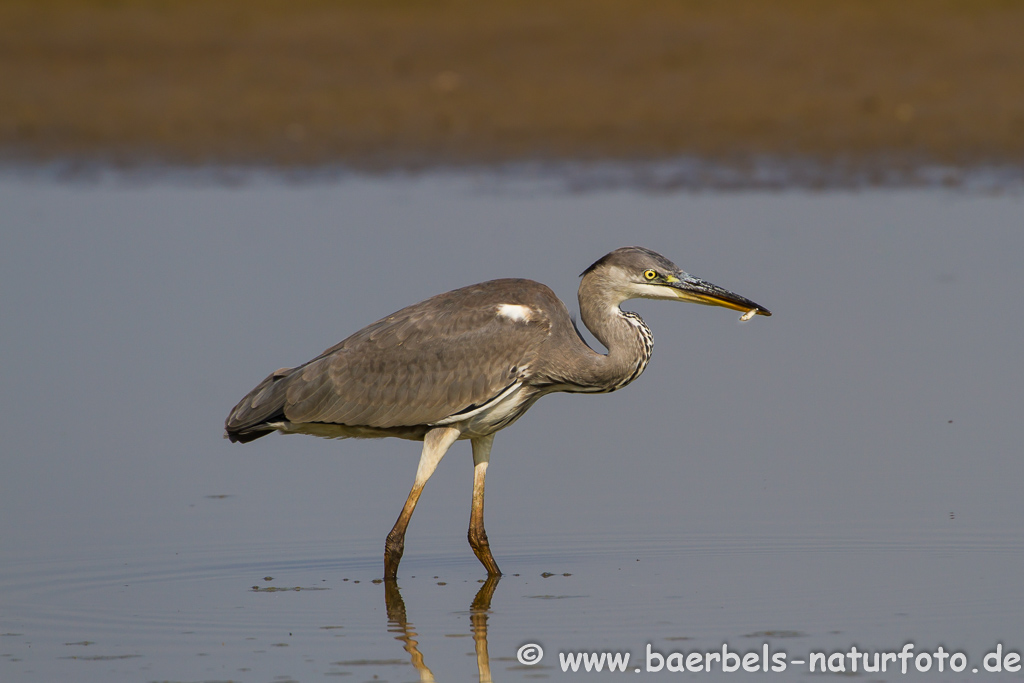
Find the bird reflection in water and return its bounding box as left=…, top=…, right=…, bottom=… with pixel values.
left=385, top=577, right=500, bottom=682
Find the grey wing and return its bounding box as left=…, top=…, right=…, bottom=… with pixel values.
left=227, top=283, right=554, bottom=435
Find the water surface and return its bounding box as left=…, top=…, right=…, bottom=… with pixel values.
left=1, top=175, right=1022, bottom=681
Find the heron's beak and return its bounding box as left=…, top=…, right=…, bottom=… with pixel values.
left=667, top=274, right=772, bottom=317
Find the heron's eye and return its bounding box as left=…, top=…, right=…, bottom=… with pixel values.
left=644, top=269, right=658, bottom=280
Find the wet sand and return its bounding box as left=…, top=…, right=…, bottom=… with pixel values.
left=3, top=0, right=1024, bottom=173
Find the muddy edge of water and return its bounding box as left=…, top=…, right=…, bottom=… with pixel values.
left=3, top=0, right=1024, bottom=175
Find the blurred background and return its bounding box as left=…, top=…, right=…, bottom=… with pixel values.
left=3, top=0, right=1024, bottom=178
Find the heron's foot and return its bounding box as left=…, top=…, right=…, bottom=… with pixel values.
left=384, top=532, right=406, bottom=580
left=468, top=529, right=502, bottom=576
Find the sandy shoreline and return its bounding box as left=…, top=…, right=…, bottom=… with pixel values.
left=3, top=1, right=1024, bottom=176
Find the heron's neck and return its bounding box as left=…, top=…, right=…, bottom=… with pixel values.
left=575, top=275, right=654, bottom=392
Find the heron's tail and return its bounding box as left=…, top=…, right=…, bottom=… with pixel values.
left=224, top=367, right=296, bottom=443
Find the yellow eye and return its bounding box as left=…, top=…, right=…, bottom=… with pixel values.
left=644, top=269, right=658, bottom=280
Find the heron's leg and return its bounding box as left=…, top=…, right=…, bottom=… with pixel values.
left=468, top=435, right=502, bottom=576
left=384, top=426, right=461, bottom=580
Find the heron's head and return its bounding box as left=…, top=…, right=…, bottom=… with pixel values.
left=581, top=246, right=771, bottom=318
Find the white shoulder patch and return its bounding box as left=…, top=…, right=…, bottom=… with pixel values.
left=496, top=303, right=534, bottom=322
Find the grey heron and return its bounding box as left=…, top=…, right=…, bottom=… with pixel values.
left=225, top=246, right=770, bottom=579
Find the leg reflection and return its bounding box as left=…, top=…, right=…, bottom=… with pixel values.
left=384, top=581, right=436, bottom=683
left=471, top=576, right=500, bottom=683
left=384, top=577, right=502, bottom=683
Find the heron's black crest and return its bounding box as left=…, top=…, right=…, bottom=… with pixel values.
left=580, top=246, right=680, bottom=277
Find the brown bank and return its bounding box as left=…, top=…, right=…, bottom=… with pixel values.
left=3, top=0, right=1024, bottom=174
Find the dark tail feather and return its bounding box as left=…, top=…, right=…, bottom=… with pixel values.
left=224, top=367, right=296, bottom=444
left=225, top=427, right=276, bottom=443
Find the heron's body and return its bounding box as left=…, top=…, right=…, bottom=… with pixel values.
left=226, top=247, right=770, bottom=579
left=226, top=278, right=624, bottom=444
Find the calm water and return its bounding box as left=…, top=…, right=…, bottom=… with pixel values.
left=1, top=173, right=1022, bottom=681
